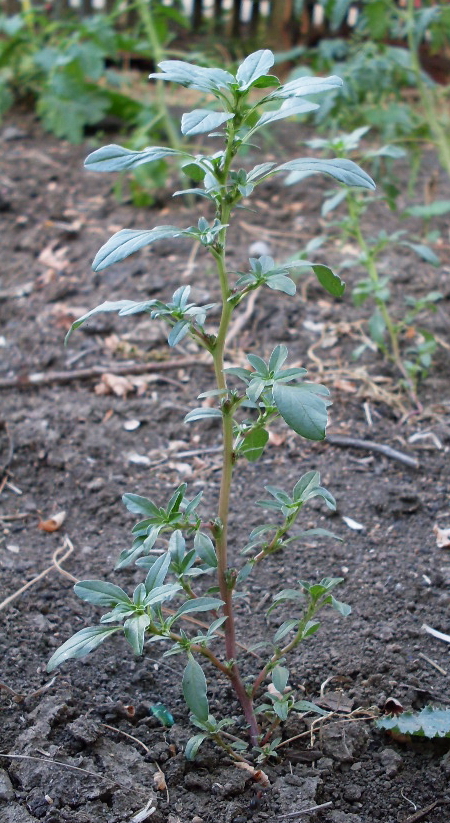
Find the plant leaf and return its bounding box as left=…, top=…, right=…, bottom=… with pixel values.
left=185, top=733, right=208, bottom=760
left=66, top=300, right=142, bottom=341
left=240, top=428, right=269, bottom=461
left=182, top=656, right=209, bottom=721
left=184, top=408, right=223, bottom=423
left=144, top=551, right=171, bottom=593
left=376, top=706, right=450, bottom=739
left=311, top=264, right=345, bottom=297
left=84, top=144, right=186, bottom=172
left=181, top=109, right=234, bottom=135
left=236, top=49, right=275, bottom=90
left=173, top=597, right=224, bottom=619
left=279, top=158, right=375, bottom=189
left=47, top=626, right=120, bottom=671
left=124, top=613, right=150, bottom=655
left=122, top=493, right=160, bottom=517
left=92, top=226, right=187, bottom=271
left=268, top=74, right=343, bottom=99
left=74, top=580, right=132, bottom=608
left=273, top=382, right=329, bottom=441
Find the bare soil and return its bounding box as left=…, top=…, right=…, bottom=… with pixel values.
left=1, top=111, right=450, bottom=823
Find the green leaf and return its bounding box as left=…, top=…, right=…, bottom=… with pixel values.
left=92, top=226, right=187, bottom=271
left=143, top=582, right=181, bottom=606
left=47, top=626, right=120, bottom=672
left=65, top=300, right=141, bottom=341
left=122, top=493, right=160, bottom=517
left=74, top=580, right=132, bottom=608
left=194, top=532, right=217, bottom=568
left=403, top=200, right=450, bottom=219
left=184, top=408, right=222, bottom=423
left=183, top=656, right=209, bottom=722
left=150, top=60, right=234, bottom=94
left=266, top=274, right=296, bottom=295
left=368, top=310, right=386, bottom=345
left=273, top=382, right=329, bottom=441
left=181, top=109, right=234, bottom=136
left=273, top=619, right=299, bottom=643
left=376, top=706, right=450, bottom=739
left=185, top=733, right=208, bottom=761
left=144, top=551, right=171, bottom=593
left=329, top=596, right=351, bottom=617
left=400, top=242, right=440, bottom=266
left=84, top=144, right=186, bottom=172
left=173, top=597, right=224, bottom=619
left=311, top=264, right=345, bottom=297
left=236, top=49, right=275, bottom=90
left=272, top=665, right=289, bottom=694
left=255, top=98, right=319, bottom=129
left=268, top=75, right=343, bottom=99
left=280, top=158, right=375, bottom=189
left=240, top=428, right=269, bottom=461
left=124, top=613, right=150, bottom=655
left=294, top=699, right=329, bottom=716
left=293, top=470, right=320, bottom=501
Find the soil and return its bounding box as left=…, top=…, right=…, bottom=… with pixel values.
left=1, top=110, right=450, bottom=823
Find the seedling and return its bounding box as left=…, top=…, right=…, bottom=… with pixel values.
left=47, top=50, right=375, bottom=757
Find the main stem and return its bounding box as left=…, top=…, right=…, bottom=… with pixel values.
left=209, top=123, right=261, bottom=746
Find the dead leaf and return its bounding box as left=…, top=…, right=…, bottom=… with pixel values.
left=153, top=770, right=167, bottom=792
left=268, top=430, right=286, bottom=446
left=95, top=373, right=135, bottom=397
left=38, top=511, right=66, bottom=532
left=38, top=243, right=69, bottom=272
left=334, top=379, right=357, bottom=393
left=433, top=524, right=450, bottom=549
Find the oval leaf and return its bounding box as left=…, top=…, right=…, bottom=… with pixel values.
left=311, top=264, right=345, bottom=297
left=181, top=109, right=234, bottom=136
left=273, top=382, right=329, bottom=441
left=279, top=157, right=376, bottom=190
left=182, top=656, right=209, bottom=722
left=236, top=49, right=275, bottom=90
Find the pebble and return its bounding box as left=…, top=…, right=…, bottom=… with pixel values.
left=379, top=747, right=403, bottom=777
left=0, top=768, right=14, bottom=801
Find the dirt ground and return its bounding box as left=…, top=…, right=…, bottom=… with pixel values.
left=1, top=110, right=450, bottom=823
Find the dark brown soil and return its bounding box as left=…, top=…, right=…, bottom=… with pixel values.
left=1, top=111, right=450, bottom=823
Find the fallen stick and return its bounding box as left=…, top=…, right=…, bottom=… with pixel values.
left=326, top=433, right=420, bottom=469
left=0, top=357, right=211, bottom=390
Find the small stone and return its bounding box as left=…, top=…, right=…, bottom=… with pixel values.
left=379, top=747, right=403, bottom=777
left=191, top=817, right=204, bottom=823
left=343, top=784, right=363, bottom=801
left=67, top=716, right=100, bottom=744
left=0, top=767, right=14, bottom=800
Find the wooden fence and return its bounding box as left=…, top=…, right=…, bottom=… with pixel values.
left=0, top=1, right=363, bottom=46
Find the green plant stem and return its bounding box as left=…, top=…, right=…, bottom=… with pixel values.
left=206, top=122, right=261, bottom=747
left=251, top=599, right=318, bottom=699
left=346, top=194, right=419, bottom=407
left=135, top=0, right=180, bottom=151
left=404, top=0, right=450, bottom=179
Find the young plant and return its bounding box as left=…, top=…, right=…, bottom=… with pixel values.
left=288, top=127, right=442, bottom=406
left=47, top=50, right=374, bottom=756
